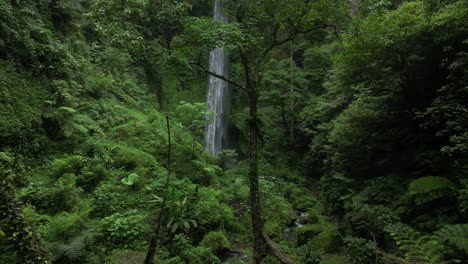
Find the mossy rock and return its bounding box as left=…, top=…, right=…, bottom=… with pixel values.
left=200, top=231, right=231, bottom=256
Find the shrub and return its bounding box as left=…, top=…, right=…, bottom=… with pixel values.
left=344, top=203, right=398, bottom=238
left=297, top=244, right=322, bottom=264
left=344, top=237, right=377, bottom=264
left=108, top=250, right=146, bottom=264
left=111, top=144, right=156, bottom=170
left=295, top=224, right=322, bottom=245
left=200, top=231, right=231, bottom=256
left=287, top=186, right=317, bottom=210
left=186, top=247, right=220, bottom=264
left=193, top=189, right=236, bottom=233
left=408, top=176, right=454, bottom=205
left=99, top=210, right=151, bottom=249
left=360, top=176, right=403, bottom=205
left=41, top=204, right=92, bottom=242
left=20, top=173, right=84, bottom=214
left=308, top=223, right=340, bottom=254
left=49, top=155, right=86, bottom=179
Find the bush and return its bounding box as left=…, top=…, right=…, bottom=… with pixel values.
left=20, top=173, right=84, bottom=214
left=344, top=237, right=377, bottom=264
left=49, top=155, right=86, bottom=179
left=111, top=144, right=156, bottom=170
left=41, top=205, right=92, bottom=242
left=308, top=223, right=340, bottom=254
left=297, top=244, right=322, bottom=264
left=186, top=247, right=220, bottom=264
left=108, top=250, right=146, bottom=264
left=344, top=203, right=398, bottom=238
left=99, top=210, right=151, bottom=249
left=167, top=234, right=220, bottom=263
left=200, top=231, right=231, bottom=255
left=193, top=189, right=236, bottom=233
left=286, top=185, right=317, bottom=210
left=294, top=221, right=340, bottom=254
left=295, top=224, right=322, bottom=245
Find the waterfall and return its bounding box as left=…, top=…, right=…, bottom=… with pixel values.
left=206, top=0, right=229, bottom=156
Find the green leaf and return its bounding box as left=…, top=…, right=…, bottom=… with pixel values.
left=121, top=173, right=139, bottom=186
left=171, top=222, right=179, bottom=233
left=0, top=152, right=13, bottom=163
left=58, top=106, right=77, bottom=114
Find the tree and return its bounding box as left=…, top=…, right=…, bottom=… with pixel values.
left=144, top=116, right=172, bottom=264
left=182, top=0, right=347, bottom=262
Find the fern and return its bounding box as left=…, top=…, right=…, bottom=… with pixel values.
left=47, top=230, right=96, bottom=264
left=433, top=224, right=468, bottom=254
left=385, top=223, right=459, bottom=264
left=409, top=176, right=453, bottom=195
left=408, top=176, right=453, bottom=205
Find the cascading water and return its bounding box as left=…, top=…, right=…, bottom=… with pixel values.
left=206, top=0, right=229, bottom=156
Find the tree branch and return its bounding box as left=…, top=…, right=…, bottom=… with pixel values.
left=190, top=60, right=249, bottom=94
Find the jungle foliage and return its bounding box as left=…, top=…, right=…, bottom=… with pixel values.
left=0, top=0, right=467, bottom=263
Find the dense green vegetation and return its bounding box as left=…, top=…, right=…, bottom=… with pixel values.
left=0, top=0, right=467, bottom=263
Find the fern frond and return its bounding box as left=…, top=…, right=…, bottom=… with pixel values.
left=385, top=223, right=458, bottom=264
left=409, top=176, right=453, bottom=195
left=47, top=230, right=97, bottom=263
left=56, top=238, right=86, bottom=262
left=408, top=176, right=453, bottom=205
left=434, top=224, right=468, bottom=254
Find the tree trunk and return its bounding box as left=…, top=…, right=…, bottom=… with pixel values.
left=144, top=115, right=172, bottom=264
left=280, top=103, right=289, bottom=138
left=289, top=41, right=295, bottom=143
left=248, top=91, right=269, bottom=264
left=144, top=63, right=167, bottom=111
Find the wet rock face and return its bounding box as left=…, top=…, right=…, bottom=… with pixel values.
left=294, top=211, right=309, bottom=227
left=284, top=210, right=312, bottom=243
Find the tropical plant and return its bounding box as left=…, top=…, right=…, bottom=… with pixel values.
left=121, top=173, right=139, bottom=186
left=167, top=197, right=198, bottom=234
left=433, top=224, right=468, bottom=255
left=408, top=176, right=454, bottom=205
left=385, top=223, right=460, bottom=264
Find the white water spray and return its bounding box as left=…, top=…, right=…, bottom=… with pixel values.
left=205, top=0, right=229, bottom=156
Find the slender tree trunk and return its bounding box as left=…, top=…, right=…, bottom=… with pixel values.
left=289, top=41, right=295, bottom=143
left=248, top=91, right=269, bottom=264
left=248, top=90, right=293, bottom=264
left=144, top=115, right=172, bottom=264
left=144, top=64, right=166, bottom=111
left=280, top=103, right=289, bottom=138
left=192, top=137, right=195, bottom=159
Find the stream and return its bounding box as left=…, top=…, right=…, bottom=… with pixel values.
left=221, top=210, right=308, bottom=263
